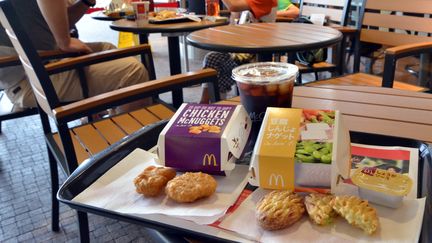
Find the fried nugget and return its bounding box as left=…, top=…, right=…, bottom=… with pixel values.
left=305, top=193, right=336, bottom=225
left=133, top=166, right=176, bottom=197
left=165, top=172, right=217, bottom=203
left=332, top=195, right=379, bottom=234
left=256, top=190, right=305, bottom=231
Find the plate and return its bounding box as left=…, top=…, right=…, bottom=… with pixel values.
left=149, top=15, right=198, bottom=24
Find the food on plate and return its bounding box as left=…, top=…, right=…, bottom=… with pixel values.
left=165, top=172, right=217, bottom=203
left=133, top=165, right=176, bottom=197
left=151, top=10, right=178, bottom=20
left=103, top=10, right=134, bottom=18
left=256, top=190, right=305, bottom=230
left=332, top=195, right=379, bottom=234
left=305, top=193, right=336, bottom=225
left=295, top=141, right=333, bottom=164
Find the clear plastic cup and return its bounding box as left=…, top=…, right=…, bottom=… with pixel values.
left=232, top=62, right=298, bottom=153
left=132, top=1, right=150, bottom=22
left=205, top=0, right=220, bottom=16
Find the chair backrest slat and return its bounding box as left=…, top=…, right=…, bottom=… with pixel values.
left=359, top=0, right=432, bottom=45
left=365, top=0, right=432, bottom=14
left=0, top=0, right=59, bottom=116
left=300, top=0, right=350, bottom=25
left=363, top=12, right=432, bottom=34
left=361, top=29, right=432, bottom=47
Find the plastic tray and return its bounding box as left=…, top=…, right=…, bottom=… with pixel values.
left=58, top=123, right=431, bottom=242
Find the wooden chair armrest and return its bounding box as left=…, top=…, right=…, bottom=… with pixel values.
left=332, top=25, right=357, bottom=34
left=0, top=49, right=79, bottom=68
left=385, top=42, right=432, bottom=59
left=45, top=44, right=151, bottom=75
left=52, top=68, right=218, bottom=121
left=382, top=42, right=432, bottom=88
left=276, top=16, right=294, bottom=22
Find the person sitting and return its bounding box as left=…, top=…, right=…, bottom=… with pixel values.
left=200, top=0, right=278, bottom=103
left=277, top=0, right=299, bottom=19
left=0, top=0, right=149, bottom=114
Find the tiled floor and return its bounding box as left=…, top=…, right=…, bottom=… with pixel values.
left=0, top=113, right=170, bottom=242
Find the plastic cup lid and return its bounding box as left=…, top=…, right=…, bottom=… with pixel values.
left=232, top=62, right=298, bottom=84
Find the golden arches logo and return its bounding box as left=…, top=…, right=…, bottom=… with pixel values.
left=202, top=154, right=218, bottom=166
left=268, top=173, right=285, bottom=187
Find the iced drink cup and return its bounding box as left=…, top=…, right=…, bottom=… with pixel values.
left=132, top=1, right=149, bottom=23
left=205, top=0, right=220, bottom=16
left=232, top=62, right=298, bottom=153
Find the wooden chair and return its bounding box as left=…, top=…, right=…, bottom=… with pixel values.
left=294, top=0, right=355, bottom=83
left=0, top=0, right=219, bottom=241
left=307, top=0, right=432, bottom=91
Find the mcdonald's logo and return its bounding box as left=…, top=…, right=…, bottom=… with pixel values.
left=202, top=154, right=218, bottom=166
left=268, top=173, right=285, bottom=187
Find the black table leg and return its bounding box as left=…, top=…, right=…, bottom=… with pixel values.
left=168, top=36, right=184, bottom=108
left=139, top=33, right=149, bottom=44
left=257, top=53, right=273, bottom=62
left=138, top=34, right=156, bottom=80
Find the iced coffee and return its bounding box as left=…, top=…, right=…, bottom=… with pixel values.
left=232, top=62, right=298, bottom=152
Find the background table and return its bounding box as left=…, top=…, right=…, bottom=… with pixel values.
left=110, top=19, right=227, bottom=76
left=186, top=22, right=343, bottom=61
left=110, top=19, right=227, bottom=107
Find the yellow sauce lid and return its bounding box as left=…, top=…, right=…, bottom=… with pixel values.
left=351, top=167, right=412, bottom=196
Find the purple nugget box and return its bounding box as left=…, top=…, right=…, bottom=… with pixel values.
left=157, top=103, right=251, bottom=175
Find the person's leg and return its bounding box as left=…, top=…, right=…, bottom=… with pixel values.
left=201, top=51, right=237, bottom=103
left=5, top=78, right=37, bottom=109
left=53, top=42, right=150, bottom=113
left=7, top=42, right=150, bottom=116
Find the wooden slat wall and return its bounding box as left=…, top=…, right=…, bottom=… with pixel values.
left=365, top=0, right=432, bottom=14
left=308, top=73, right=427, bottom=92
left=292, top=87, right=432, bottom=143
left=302, top=6, right=343, bottom=22
left=360, top=29, right=432, bottom=47
left=363, top=12, right=432, bottom=34
left=218, top=87, right=432, bottom=143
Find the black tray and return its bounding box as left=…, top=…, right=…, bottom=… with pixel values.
left=58, top=123, right=431, bottom=242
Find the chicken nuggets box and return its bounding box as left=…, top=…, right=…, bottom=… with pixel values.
left=248, top=107, right=351, bottom=190
left=157, top=103, right=251, bottom=175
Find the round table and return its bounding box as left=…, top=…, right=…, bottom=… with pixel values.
left=186, top=22, right=343, bottom=61
left=110, top=19, right=227, bottom=75
left=110, top=19, right=228, bottom=107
